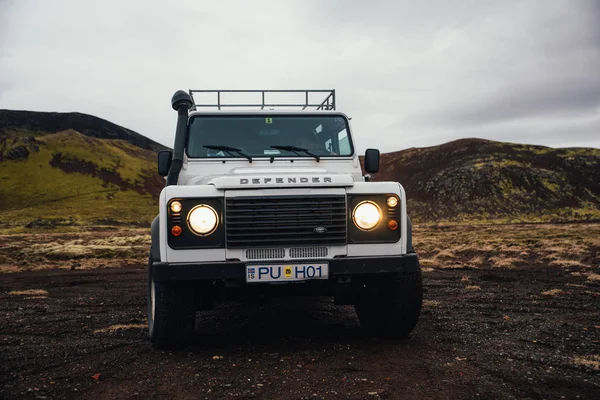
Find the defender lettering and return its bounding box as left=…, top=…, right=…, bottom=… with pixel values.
left=239, top=177, right=333, bottom=185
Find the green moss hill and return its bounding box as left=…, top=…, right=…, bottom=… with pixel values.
left=0, top=110, right=167, bottom=228
left=370, top=138, right=600, bottom=223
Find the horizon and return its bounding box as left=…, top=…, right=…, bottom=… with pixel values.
left=2, top=108, right=599, bottom=154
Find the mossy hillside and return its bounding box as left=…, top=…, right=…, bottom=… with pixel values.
left=372, top=139, right=600, bottom=222
left=0, top=130, right=163, bottom=226
left=0, top=109, right=167, bottom=152
left=43, top=130, right=153, bottom=183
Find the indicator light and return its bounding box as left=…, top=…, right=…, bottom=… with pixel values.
left=386, top=196, right=398, bottom=208
left=170, top=201, right=182, bottom=213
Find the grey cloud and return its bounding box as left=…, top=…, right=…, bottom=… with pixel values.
left=0, top=0, right=598, bottom=153
left=437, top=77, right=600, bottom=126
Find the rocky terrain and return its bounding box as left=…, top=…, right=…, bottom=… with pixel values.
left=1, top=224, right=599, bottom=399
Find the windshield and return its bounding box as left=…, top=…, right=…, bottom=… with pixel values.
left=187, top=115, right=353, bottom=158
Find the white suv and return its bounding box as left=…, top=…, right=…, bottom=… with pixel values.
left=148, top=90, right=422, bottom=348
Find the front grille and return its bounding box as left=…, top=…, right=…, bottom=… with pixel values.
left=226, top=195, right=347, bottom=248
left=289, top=247, right=328, bottom=259
left=246, top=248, right=285, bottom=260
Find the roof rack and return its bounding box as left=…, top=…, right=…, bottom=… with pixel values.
left=188, top=89, right=336, bottom=111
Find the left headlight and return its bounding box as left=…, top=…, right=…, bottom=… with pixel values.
left=187, top=204, right=219, bottom=235
left=352, top=201, right=382, bottom=231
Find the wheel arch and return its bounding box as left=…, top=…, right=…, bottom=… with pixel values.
left=407, top=215, right=414, bottom=253
left=150, top=215, right=161, bottom=261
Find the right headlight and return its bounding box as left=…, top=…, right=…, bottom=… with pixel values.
left=352, top=201, right=382, bottom=231
left=187, top=204, right=219, bottom=235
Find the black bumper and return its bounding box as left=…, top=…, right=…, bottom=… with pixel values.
left=152, top=254, right=419, bottom=283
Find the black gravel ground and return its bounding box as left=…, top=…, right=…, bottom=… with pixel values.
left=1, top=263, right=599, bottom=399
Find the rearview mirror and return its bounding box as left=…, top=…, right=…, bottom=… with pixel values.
left=157, top=150, right=173, bottom=176
left=364, top=148, right=380, bottom=174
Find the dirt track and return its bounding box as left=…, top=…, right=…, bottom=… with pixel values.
left=1, top=261, right=599, bottom=399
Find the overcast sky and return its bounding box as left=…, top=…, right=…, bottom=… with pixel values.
left=1, top=0, right=599, bottom=153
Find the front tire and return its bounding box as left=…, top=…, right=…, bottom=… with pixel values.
left=355, top=269, right=423, bottom=339
left=147, top=254, right=196, bottom=348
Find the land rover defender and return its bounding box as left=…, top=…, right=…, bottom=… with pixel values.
left=148, top=90, right=422, bottom=348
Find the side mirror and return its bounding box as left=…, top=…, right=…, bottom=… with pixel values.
left=364, top=148, right=380, bottom=174
left=158, top=150, right=173, bottom=176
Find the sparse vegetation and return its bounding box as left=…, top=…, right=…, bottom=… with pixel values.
left=413, top=223, right=600, bottom=275
left=2, top=223, right=598, bottom=274
left=93, top=324, right=147, bottom=334
left=9, top=289, right=48, bottom=296
left=0, top=229, right=150, bottom=272
left=541, top=289, right=565, bottom=296
left=422, top=299, right=441, bottom=309
left=489, top=256, right=520, bottom=269
left=573, top=355, right=600, bottom=371
left=588, top=273, right=600, bottom=282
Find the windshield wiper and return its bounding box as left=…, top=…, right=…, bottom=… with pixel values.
left=270, top=145, right=320, bottom=162
left=203, top=145, right=252, bottom=163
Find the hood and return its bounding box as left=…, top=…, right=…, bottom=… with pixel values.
left=185, top=166, right=355, bottom=189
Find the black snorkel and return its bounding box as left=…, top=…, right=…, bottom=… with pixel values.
left=166, top=90, right=193, bottom=186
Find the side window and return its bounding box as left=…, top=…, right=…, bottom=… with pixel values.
left=338, top=129, right=350, bottom=154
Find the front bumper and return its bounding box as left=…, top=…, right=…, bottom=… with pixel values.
left=152, top=254, right=419, bottom=283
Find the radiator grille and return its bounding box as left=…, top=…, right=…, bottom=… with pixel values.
left=289, top=247, right=328, bottom=259
left=245, top=248, right=285, bottom=260
left=226, top=195, right=347, bottom=248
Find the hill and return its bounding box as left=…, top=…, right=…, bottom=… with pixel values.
left=0, top=110, right=167, bottom=152
left=0, top=110, right=167, bottom=228
left=1, top=109, right=598, bottom=227
left=371, top=138, right=600, bottom=223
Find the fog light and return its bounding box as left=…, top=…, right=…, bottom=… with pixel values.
left=388, top=220, right=398, bottom=231
left=170, top=201, right=182, bottom=213
left=386, top=196, right=398, bottom=208
left=171, top=225, right=182, bottom=236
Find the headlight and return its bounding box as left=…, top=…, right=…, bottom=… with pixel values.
left=187, top=205, right=219, bottom=235
left=352, top=201, right=382, bottom=231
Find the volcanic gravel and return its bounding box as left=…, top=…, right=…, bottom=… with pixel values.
left=1, top=264, right=599, bottom=399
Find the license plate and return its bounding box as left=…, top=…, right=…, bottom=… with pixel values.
left=246, top=263, right=328, bottom=283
